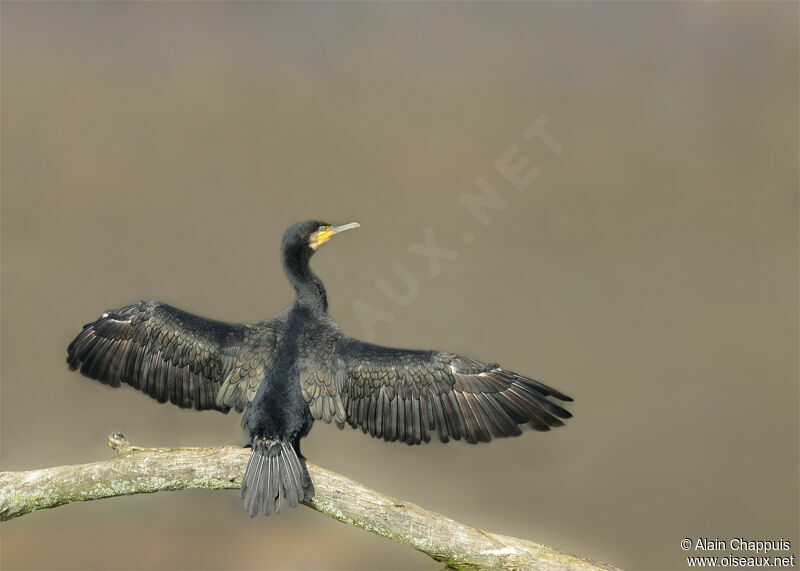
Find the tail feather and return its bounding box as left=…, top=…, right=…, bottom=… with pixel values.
left=283, top=447, right=304, bottom=508
left=242, top=448, right=265, bottom=516
left=241, top=438, right=309, bottom=517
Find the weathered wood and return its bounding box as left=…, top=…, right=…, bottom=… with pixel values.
left=0, top=433, right=617, bottom=570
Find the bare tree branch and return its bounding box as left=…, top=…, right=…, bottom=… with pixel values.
left=0, top=433, right=617, bottom=570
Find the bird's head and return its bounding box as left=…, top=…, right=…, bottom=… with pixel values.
left=281, top=219, right=361, bottom=260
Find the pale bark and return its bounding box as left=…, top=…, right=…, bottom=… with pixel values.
left=0, top=433, right=617, bottom=570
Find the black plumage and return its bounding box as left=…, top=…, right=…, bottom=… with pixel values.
left=66, top=219, right=573, bottom=516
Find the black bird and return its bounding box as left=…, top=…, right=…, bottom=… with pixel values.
left=67, top=220, right=573, bottom=516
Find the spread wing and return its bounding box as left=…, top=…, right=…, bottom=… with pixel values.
left=314, top=337, right=573, bottom=444
left=66, top=300, right=282, bottom=412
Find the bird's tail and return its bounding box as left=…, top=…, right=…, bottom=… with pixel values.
left=241, top=438, right=310, bottom=516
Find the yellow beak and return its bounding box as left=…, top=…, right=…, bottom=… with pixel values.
left=317, top=222, right=361, bottom=245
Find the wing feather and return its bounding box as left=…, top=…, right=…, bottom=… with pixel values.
left=67, top=300, right=282, bottom=412
left=329, top=337, right=572, bottom=445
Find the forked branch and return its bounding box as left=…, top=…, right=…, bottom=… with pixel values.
left=0, top=433, right=616, bottom=570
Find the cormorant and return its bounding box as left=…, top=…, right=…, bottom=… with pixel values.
left=66, top=220, right=573, bottom=516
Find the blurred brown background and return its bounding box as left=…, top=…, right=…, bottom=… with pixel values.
left=1, top=2, right=797, bottom=569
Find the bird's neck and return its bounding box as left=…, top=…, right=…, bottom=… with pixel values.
left=283, top=248, right=328, bottom=313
